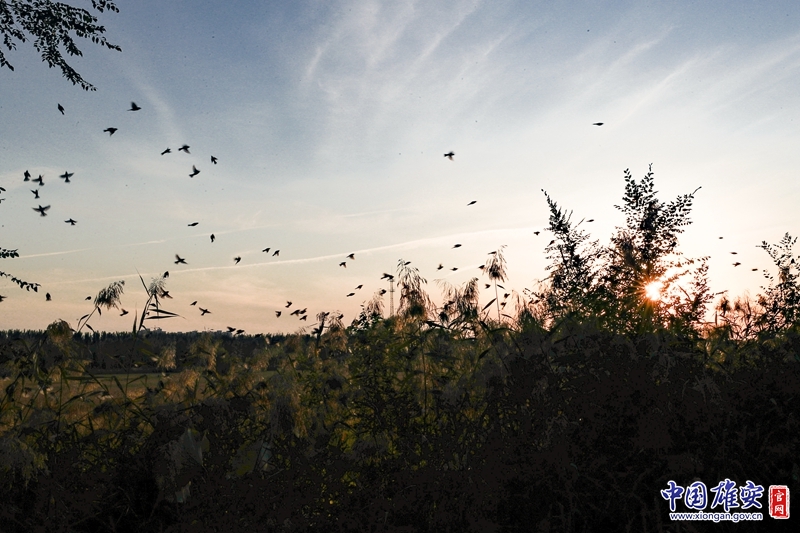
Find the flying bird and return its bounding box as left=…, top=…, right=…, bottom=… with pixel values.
left=104, top=127, right=117, bottom=136
left=534, top=231, right=540, bottom=235
left=46, top=293, right=51, bottom=301
left=355, top=284, right=363, bottom=290
left=24, top=170, right=31, bottom=181
left=58, top=103, right=65, bottom=115
left=286, top=301, right=292, bottom=308
left=174, top=254, right=187, bottom=264
left=188, top=222, right=199, bottom=226
left=733, top=262, right=741, bottom=267
left=299, top=315, right=307, bottom=321
left=592, top=122, right=604, bottom=126
left=730, top=252, right=738, bottom=255
left=451, top=267, right=458, bottom=271
left=262, top=247, right=270, bottom=253
left=548, top=240, right=556, bottom=246
left=128, top=102, right=141, bottom=111
left=339, top=262, right=347, bottom=268
left=178, top=145, right=190, bottom=153
left=467, top=200, right=476, bottom=205
left=227, top=326, right=236, bottom=333
left=31, top=190, right=39, bottom=199
left=65, top=218, right=77, bottom=225
left=719, top=237, right=723, bottom=239
left=437, top=264, right=443, bottom=270
left=199, top=308, right=211, bottom=316
left=453, top=244, right=462, bottom=248
left=161, top=148, right=171, bottom=155
left=59, top=171, right=73, bottom=183
left=299, top=308, right=307, bottom=315
left=587, top=219, right=594, bottom=222
left=33, top=205, right=50, bottom=216
left=210, top=234, right=215, bottom=242
left=190, top=301, right=197, bottom=306
left=272, top=250, right=280, bottom=256
left=0, top=295, right=5, bottom=302
left=290, top=309, right=301, bottom=316
left=85, top=296, right=91, bottom=300
left=346, top=293, right=355, bottom=297
left=275, top=311, right=282, bottom=317
left=347, top=253, right=355, bottom=260
left=189, top=165, right=200, bottom=178
left=211, top=156, right=218, bottom=164
left=752, top=268, right=758, bottom=271
left=32, top=175, right=44, bottom=186
left=234, top=256, right=241, bottom=264
left=379, top=289, right=386, bottom=295
left=163, top=271, right=169, bottom=278
left=120, top=309, right=129, bottom=316
left=444, top=151, right=455, bottom=160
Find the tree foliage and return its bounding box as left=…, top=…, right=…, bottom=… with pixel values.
left=0, top=0, right=120, bottom=90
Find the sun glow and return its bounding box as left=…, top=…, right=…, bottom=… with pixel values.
left=644, top=280, right=664, bottom=301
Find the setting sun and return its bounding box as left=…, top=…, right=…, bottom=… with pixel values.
left=644, top=280, right=664, bottom=301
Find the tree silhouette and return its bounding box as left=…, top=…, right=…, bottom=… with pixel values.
left=0, top=0, right=121, bottom=90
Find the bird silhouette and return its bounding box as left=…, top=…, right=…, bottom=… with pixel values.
left=733, top=262, right=741, bottom=267
left=453, top=244, right=462, bottom=248
left=174, top=254, right=187, bottom=264
left=451, top=267, right=458, bottom=271
left=234, top=256, right=241, bottom=264
left=347, top=253, right=355, bottom=260
left=32, top=175, right=44, bottom=186
left=290, top=309, right=300, bottom=316
left=752, top=268, right=758, bottom=271
left=534, top=231, right=540, bottom=235
left=178, top=145, right=190, bottom=153
left=587, top=219, right=594, bottom=222
left=58, top=103, right=65, bottom=115
left=346, top=292, right=355, bottom=297
left=339, top=262, right=347, bottom=268
left=379, top=289, right=387, bottom=295
left=120, top=309, right=129, bottom=316
left=719, top=237, right=723, bottom=239
left=188, top=222, right=199, bottom=226
left=485, top=284, right=491, bottom=289
left=444, top=151, right=455, bottom=160
left=548, top=239, right=556, bottom=246
left=163, top=271, right=169, bottom=278
left=128, top=102, right=141, bottom=111
left=161, top=148, right=171, bottom=155
left=437, top=264, right=443, bottom=270
left=299, top=308, right=307, bottom=314
left=592, top=122, right=604, bottom=126
left=85, top=296, right=91, bottom=300
left=275, top=311, right=282, bottom=317
left=210, top=234, right=215, bottom=242
left=355, top=284, right=363, bottom=290
left=262, top=247, right=270, bottom=253
left=299, top=315, right=307, bottom=321
left=467, top=200, right=476, bottom=205
left=227, top=326, right=236, bottom=333
left=46, top=293, right=51, bottom=301
left=189, top=165, right=200, bottom=178
left=211, top=156, right=218, bottom=164
left=24, top=170, right=31, bottom=181
left=33, top=205, right=50, bottom=216
left=273, top=250, right=280, bottom=256
left=65, top=218, right=77, bottom=225
left=286, top=301, right=292, bottom=308
left=104, top=128, right=117, bottom=136
left=190, top=301, right=197, bottom=306
left=161, top=290, right=172, bottom=299
left=59, top=171, right=73, bottom=183
left=404, top=261, right=411, bottom=265
left=31, top=190, right=39, bottom=199
left=199, top=308, right=210, bottom=316
left=730, top=252, right=738, bottom=255
left=381, top=273, right=393, bottom=279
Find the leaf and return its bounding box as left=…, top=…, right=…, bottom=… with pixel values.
left=482, top=298, right=496, bottom=311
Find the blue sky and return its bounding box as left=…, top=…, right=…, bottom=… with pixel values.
left=1, top=0, right=799, bottom=333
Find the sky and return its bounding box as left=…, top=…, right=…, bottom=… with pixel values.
left=1, top=0, right=800, bottom=334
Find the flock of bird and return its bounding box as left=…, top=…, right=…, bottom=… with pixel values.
left=1, top=113, right=764, bottom=330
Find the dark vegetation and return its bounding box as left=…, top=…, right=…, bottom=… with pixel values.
left=1, top=167, right=798, bottom=531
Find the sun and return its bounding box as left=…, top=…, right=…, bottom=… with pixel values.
left=644, top=280, right=663, bottom=301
